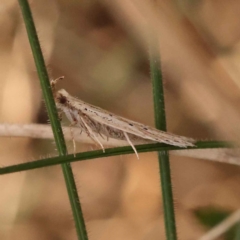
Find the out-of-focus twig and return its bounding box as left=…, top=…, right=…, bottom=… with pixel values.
left=198, top=209, right=240, bottom=240
left=0, top=123, right=239, bottom=165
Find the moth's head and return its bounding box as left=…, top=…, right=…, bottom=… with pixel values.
left=55, top=89, right=69, bottom=107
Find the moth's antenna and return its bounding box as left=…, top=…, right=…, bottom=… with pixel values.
left=50, top=76, right=64, bottom=96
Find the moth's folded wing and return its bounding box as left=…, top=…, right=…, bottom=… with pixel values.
left=83, top=108, right=195, bottom=147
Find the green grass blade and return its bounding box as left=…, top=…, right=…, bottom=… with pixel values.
left=17, top=1, right=88, bottom=239
left=150, top=44, right=177, bottom=239
left=0, top=140, right=231, bottom=175
left=17, top=2, right=65, bottom=153
left=234, top=222, right=240, bottom=240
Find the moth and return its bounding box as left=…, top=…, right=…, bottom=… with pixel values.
left=51, top=77, right=195, bottom=158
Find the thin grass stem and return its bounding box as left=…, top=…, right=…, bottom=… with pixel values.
left=150, top=42, right=177, bottom=239
left=0, top=141, right=230, bottom=175
left=17, top=1, right=88, bottom=239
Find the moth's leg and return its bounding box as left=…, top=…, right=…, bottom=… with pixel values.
left=81, top=116, right=105, bottom=152
left=80, top=116, right=105, bottom=153
left=85, top=116, right=105, bottom=140
left=79, top=128, right=83, bottom=135
left=96, top=129, right=105, bottom=140
left=101, top=125, right=110, bottom=141
left=68, top=109, right=78, bottom=156
left=123, top=132, right=139, bottom=159
left=98, top=123, right=112, bottom=141
left=58, top=111, right=63, bottom=122
left=69, top=122, right=78, bottom=156
left=57, top=110, right=72, bottom=152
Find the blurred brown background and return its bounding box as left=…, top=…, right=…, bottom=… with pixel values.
left=1, top=0, right=240, bottom=239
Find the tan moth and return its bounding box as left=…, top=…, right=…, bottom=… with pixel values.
left=51, top=77, right=195, bottom=158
